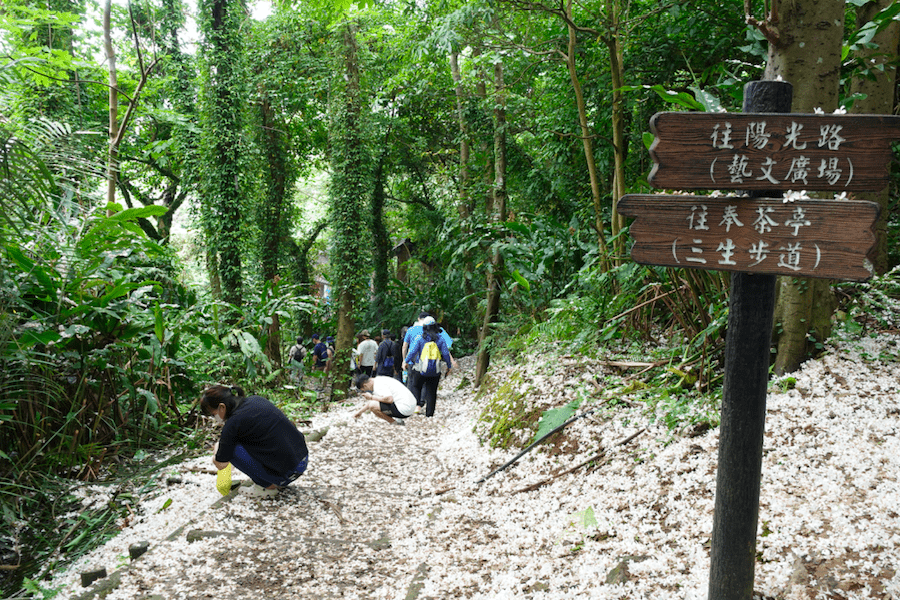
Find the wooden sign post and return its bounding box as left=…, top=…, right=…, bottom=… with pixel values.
left=618, top=80, right=900, bottom=600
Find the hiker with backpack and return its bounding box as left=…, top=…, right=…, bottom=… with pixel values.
left=287, top=336, right=307, bottom=384
left=311, top=334, right=331, bottom=391
left=391, top=332, right=404, bottom=381
left=375, top=329, right=397, bottom=377
left=401, top=312, right=430, bottom=362
left=403, top=318, right=453, bottom=417
left=357, top=329, right=378, bottom=377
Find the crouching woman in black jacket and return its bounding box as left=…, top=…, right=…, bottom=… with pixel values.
left=201, top=385, right=309, bottom=497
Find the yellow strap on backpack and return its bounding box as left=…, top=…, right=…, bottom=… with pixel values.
left=216, top=463, right=233, bottom=496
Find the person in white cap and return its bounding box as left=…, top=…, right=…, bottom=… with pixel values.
left=403, top=319, right=453, bottom=417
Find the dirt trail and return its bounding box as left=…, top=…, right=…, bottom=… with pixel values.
left=71, top=362, right=489, bottom=600
left=62, top=339, right=900, bottom=599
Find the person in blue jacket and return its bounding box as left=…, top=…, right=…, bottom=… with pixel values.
left=403, top=319, right=453, bottom=417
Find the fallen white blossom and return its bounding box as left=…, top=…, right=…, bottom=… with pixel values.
left=45, top=333, right=900, bottom=599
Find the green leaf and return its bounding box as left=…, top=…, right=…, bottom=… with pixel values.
left=100, top=282, right=145, bottom=305
left=648, top=85, right=704, bottom=111
left=5, top=245, right=57, bottom=298
left=569, top=506, right=598, bottom=530
left=531, top=397, right=582, bottom=444
left=504, top=221, right=530, bottom=235
left=688, top=86, right=722, bottom=113
left=511, top=269, right=531, bottom=292
left=138, top=388, right=159, bottom=415
left=104, top=204, right=169, bottom=221
left=154, top=304, right=165, bottom=343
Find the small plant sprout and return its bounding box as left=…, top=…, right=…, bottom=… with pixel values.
left=557, top=506, right=599, bottom=552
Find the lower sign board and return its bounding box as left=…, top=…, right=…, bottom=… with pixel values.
left=618, top=194, right=879, bottom=281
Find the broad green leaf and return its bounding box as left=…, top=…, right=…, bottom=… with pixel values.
left=688, top=86, right=722, bottom=113
left=569, top=506, right=598, bottom=530
left=103, top=204, right=169, bottom=221
left=653, top=87, right=704, bottom=111
left=154, top=304, right=165, bottom=343
left=511, top=269, right=531, bottom=292
left=532, top=397, right=582, bottom=444
left=504, top=221, right=530, bottom=235
left=5, top=245, right=57, bottom=297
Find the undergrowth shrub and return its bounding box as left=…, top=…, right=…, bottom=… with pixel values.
left=473, top=373, right=541, bottom=449
left=835, top=264, right=900, bottom=333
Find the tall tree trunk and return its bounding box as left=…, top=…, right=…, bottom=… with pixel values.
left=258, top=92, right=292, bottom=366
left=103, top=0, right=118, bottom=212
left=372, top=150, right=391, bottom=320
left=290, top=220, right=328, bottom=337
left=764, top=0, right=843, bottom=375
left=199, top=0, right=245, bottom=307
left=451, top=51, right=473, bottom=221
left=329, top=20, right=372, bottom=401
left=450, top=50, right=481, bottom=321
left=606, top=1, right=627, bottom=262
left=474, top=49, right=493, bottom=216
left=564, top=0, right=610, bottom=268
left=849, top=0, right=899, bottom=275
left=475, top=58, right=507, bottom=388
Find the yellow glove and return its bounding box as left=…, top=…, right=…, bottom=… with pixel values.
left=216, top=463, right=233, bottom=496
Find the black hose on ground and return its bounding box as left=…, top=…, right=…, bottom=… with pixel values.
left=475, top=408, right=602, bottom=484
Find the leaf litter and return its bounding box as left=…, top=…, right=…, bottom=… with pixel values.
left=46, top=332, right=900, bottom=599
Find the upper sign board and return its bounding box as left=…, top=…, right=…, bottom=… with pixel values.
left=648, top=112, right=900, bottom=192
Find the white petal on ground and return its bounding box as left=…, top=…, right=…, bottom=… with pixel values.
left=47, top=333, right=900, bottom=599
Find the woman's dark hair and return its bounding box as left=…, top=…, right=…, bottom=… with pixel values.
left=354, top=374, right=371, bottom=390
left=200, top=385, right=245, bottom=419
left=423, top=322, right=440, bottom=338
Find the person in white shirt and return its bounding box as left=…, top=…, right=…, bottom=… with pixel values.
left=357, top=329, right=379, bottom=377
left=352, top=374, right=416, bottom=425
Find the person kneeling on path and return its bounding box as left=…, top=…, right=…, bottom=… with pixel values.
left=403, top=319, right=453, bottom=417
left=353, top=373, right=416, bottom=425
left=202, top=385, right=309, bottom=497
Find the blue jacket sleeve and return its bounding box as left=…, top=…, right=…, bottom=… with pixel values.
left=404, top=336, right=423, bottom=367
left=437, top=337, right=452, bottom=368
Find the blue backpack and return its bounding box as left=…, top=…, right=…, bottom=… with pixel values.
left=415, top=337, right=442, bottom=377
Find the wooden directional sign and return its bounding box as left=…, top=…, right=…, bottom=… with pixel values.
left=618, top=194, right=879, bottom=281
left=648, top=112, right=900, bottom=191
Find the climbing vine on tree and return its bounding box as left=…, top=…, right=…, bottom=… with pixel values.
left=196, top=0, right=247, bottom=307
left=328, top=19, right=375, bottom=399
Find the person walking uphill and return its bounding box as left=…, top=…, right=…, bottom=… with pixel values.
left=201, top=385, right=309, bottom=498
left=357, top=330, right=378, bottom=377
left=287, top=336, right=307, bottom=384
left=375, top=329, right=397, bottom=377
left=403, top=320, right=452, bottom=417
